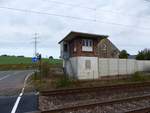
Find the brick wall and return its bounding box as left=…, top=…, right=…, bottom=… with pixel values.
left=68, top=38, right=119, bottom=58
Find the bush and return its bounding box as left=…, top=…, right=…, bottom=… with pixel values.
left=131, top=72, right=146, bottom=82
left=119, top=50, right=129, bottom=59
left=49, top=56, right=53, bottom=59
left=136, top=48, right=150, bottom=60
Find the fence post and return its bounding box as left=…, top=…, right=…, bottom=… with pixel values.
left=97, top=57, right=100, bottom=79
left=117, top=58, right=119, bottom=80
left=134, top=60, right=137, bottom=73
left=126, top=59, right=128, bottom=75
left=93, top=70, right=94, bottom=80
left=143, top=60, right=145, bottom=71
left=107, top=59, right=110, bottom=76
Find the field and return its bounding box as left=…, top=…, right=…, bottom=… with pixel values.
left=0, top=56, right=62, bottom=65
left=0, top=56, right=62, bottom=70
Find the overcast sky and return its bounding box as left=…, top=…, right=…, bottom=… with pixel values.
left=0, top=0, right=150, bottom=58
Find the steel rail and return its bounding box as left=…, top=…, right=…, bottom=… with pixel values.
left=40, top=82, right=150, bottom=96
left=125, top=107, right=150, bottom=113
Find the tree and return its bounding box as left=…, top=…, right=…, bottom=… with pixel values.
left=136, top=51, right=145, bottom=60
left=49, top=56, right=54, bottom=59
left=119, top=50, right=129, bottom=59
left=136, top=49, right=150, bottom=60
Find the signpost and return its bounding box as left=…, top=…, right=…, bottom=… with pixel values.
left=32, top=54, right=41, bottom=63
left=32, top=54, right=42, bottom=81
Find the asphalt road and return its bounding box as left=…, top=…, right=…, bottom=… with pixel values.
left=0, top=70, right=38, bottom=113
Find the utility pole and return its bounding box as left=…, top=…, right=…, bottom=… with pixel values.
left=34, top=33, right=39, bottom=57
left=32, top=33, right=41, bottom=80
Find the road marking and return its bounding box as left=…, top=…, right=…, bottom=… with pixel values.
left=0, top=71, right=20, bottom=81
left=0, top=74, right=11, bottom=81
left=11, top=72, right=34, bottom=113
left=0, top=72, right=18, bottom=81
left=11, top=96, right=21, bottom=113
left=35, top=92, right=39, bottom=95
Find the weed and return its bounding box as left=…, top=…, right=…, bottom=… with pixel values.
left=131, top=72, right=146, bottom=82
left=55, top=76, right=72, bottom=88
left=39, top=62, right=50, bottom=78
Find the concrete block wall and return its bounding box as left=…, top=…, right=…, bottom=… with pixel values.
left=144, top=61, right=150, bottom=71
left=64, top=57, right=78, bottom=78
left=64, top=57, right=150, bottom=80
left=98, top=59, right=138, bottom=76
left=77, top=57, right=98, bottom=79
left=98, top=59, right=150, bottom=77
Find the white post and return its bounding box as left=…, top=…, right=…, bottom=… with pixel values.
left=107, top=59, right=110, bottom=76
left=134, top=60, right=137, bottom=73
left=97, top=57, right=100, bottom=78
left=117, top=58, right=120, bottom=79
left=93, top=70, right=94, bottom=80
left=126, top=59, right=128, bottom=75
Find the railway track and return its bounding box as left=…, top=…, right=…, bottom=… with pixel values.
left=39, top=82, right=150, bottom=113
left=41, top=94, right=150, bottom=113
left=40, top=82, right=150, bottom=96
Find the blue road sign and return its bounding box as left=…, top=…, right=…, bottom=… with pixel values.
left=32, top=57, right=38, bottom=63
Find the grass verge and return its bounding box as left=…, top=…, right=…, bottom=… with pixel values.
left=28, top=68, right=150, bottom=91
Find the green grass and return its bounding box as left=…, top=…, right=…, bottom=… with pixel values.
left=0, top=56, right=32, bottom=64
left=0, top=56, right=62, bottom=70
left=0, top=56, right=62, bottom=65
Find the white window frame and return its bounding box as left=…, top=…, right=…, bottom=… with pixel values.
left=82, top=39, right=93, bottom=52
left=82, top=39, right=93, bottom=47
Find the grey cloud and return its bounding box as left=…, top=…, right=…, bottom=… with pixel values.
left=0, top=0, right=150, bottom=57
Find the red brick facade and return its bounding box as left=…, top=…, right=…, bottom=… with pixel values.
left=69, top=37, right=101, bottom=57
left=67, top=37, right=119, bottom=58
left=59, top=31, right=120, bottom=58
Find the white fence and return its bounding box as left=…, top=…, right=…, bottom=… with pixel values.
left=65, top=57, right=150, bottom=79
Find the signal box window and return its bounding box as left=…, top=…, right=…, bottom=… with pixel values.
left=63, top=44, right=68, bottom=52
left=82, top=39, right=93, bottom=47
left=82, top=39, right=93, bottom=52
